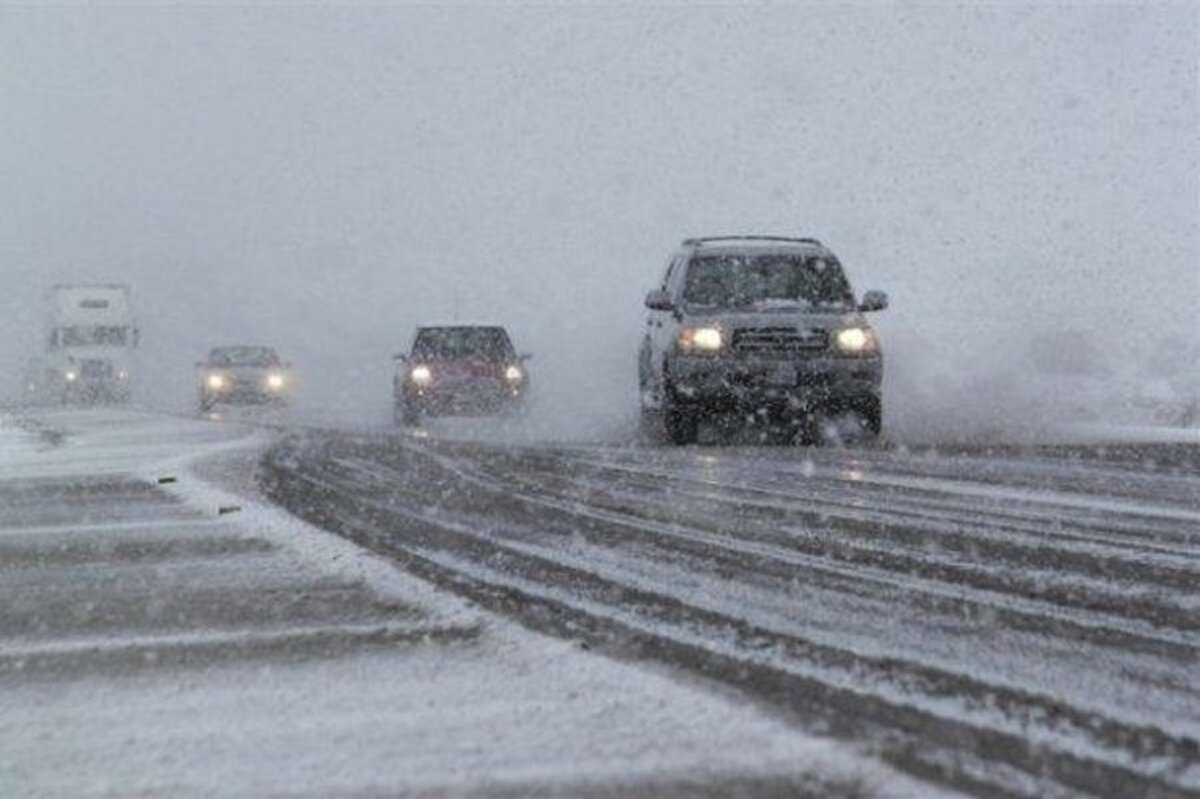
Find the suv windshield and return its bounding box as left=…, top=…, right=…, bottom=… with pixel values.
left=683, top=254, right=854, bottom=311
left=413, top=327, right=515, bottom=361
left=209, top=347, right=280, bottom=367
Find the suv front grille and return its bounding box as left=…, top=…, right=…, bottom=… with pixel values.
left=731, top=327, right=827, bottom=355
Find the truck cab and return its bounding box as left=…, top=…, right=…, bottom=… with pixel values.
left=27, top=285, right=139, bottom=405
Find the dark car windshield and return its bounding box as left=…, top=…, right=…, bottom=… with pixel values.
left=208, top=346, right=280, bottom=367
left=412, top=327, right=515, bottom=361
left=682, top=254, right=854, bottom=311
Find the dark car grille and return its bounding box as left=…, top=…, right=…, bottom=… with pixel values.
left=731, top=327, right=827, bottom=355
left=80, top=359, right=114, bottom=379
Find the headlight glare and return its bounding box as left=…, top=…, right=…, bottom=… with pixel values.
left=504, top=365, right=523, bottom=382
left=266, top=372, right=285, bottom=390
left=678, top=326, right=724, bottom=354
left=410, top=365, right=433, bottom=385
left=835, top=327, right=876, bottom=355
left=206, top=373, right=226, bottom=390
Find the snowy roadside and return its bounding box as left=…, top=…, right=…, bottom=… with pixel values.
left=0, top=409, right=945, bottom=797
left=1052, top=422, right=1200, bottom=445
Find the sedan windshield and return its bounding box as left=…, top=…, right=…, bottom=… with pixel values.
left=683, top=254, right=854, bottom=311
left=412, top=327, right=515, bottom=361
left=209, top=346, right=280, bottom=367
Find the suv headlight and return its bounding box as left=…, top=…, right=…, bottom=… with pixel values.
left=835, top=326, right=878, bottom=356
left=677, top=326, right=724, bottom=355
left=409, top=365, right=433, bottom=386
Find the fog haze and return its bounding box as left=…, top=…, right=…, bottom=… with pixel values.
left=2, top=4, right=1196, bottom=439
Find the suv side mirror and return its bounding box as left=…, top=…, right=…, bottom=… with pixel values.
left=859, top=290, right=888, bottom=312
left=644, top=289, right=675, bottom=311
left=518, top=353, right=533, bottom=362
left=394, top=353, right=408, bottom=362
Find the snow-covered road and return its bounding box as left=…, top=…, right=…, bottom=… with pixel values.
left=0, top=410, right=933, bottom=797
left=263, top=425, right=1200, bottom=798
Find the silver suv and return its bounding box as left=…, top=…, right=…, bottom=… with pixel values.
left=638, top=236, right=888, bottom=444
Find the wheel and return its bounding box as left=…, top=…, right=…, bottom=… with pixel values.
left=395, top=402, right=420, bottom=427
left=664, top=406, right=699, bottom=445
left=794, top=412, right=822, bottom=446
left=637, top=370, right=666, bottom=444
left=856, top=396, right=883, bottom=437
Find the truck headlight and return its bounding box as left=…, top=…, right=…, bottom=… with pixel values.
left=409, top=365, right=433, bottom=386
left=678, top=326, right=724, bottom=354
left=206, top=373, right=227, bottom=390
left=266, top=372, right=285, bottom=390
left=835, top=327, right=878, bottom=355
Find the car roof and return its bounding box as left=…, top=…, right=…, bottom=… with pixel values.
left=414, top=324, right=509, bottom=332
left=679, top=236, right=831, bottom=257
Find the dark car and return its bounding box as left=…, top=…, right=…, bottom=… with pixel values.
left=394, top=326, right=529, bottom=424
left=196, top=346, right=293, bottom=412
left=639, top=236, right=888, bottom=444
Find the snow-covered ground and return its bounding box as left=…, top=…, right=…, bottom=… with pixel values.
left=0, top=409, right=938, bottom=797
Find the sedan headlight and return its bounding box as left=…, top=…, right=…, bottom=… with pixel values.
left=835, top=326, right=878, bottom=355
left=409, top=365, right=433, bottom=386
left=206, top=373, right=227, bottom=390
left=266, top=372, right=286, bottom=391
left=677, top=326, right=724, bottom=354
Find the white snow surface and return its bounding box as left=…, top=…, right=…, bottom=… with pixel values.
left=0, top=408, right=942, bottom=797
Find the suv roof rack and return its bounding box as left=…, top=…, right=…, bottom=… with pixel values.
left=681, top=235, right=823, bottom=248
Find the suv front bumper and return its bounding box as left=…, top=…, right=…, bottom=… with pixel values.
left=665, top=353, right=881, bottom=411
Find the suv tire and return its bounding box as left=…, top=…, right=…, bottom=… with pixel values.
left=395, top=402, right=420, bottom=427
left=664, top=406, right=699, bottom=445
left=856, top=396, right=882, bottom=437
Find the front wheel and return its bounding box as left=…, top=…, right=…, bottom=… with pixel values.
left=394, top=402, right=420, bottom=427
left=856, top=396, right=883, bottom=437
left=664, top=406, right=699, bottom=445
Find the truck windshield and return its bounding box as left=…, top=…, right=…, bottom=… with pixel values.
left=683, top=255, right=854, bottom=311
left=412, top=327, right=515, bottom=361
left=57, top=326, right=129, bottom=347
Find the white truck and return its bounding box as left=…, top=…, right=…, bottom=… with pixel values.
left=25, top=284, right=139, bottom=405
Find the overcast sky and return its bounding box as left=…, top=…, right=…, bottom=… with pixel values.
left=1, top=4, right=1196, bottom=437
